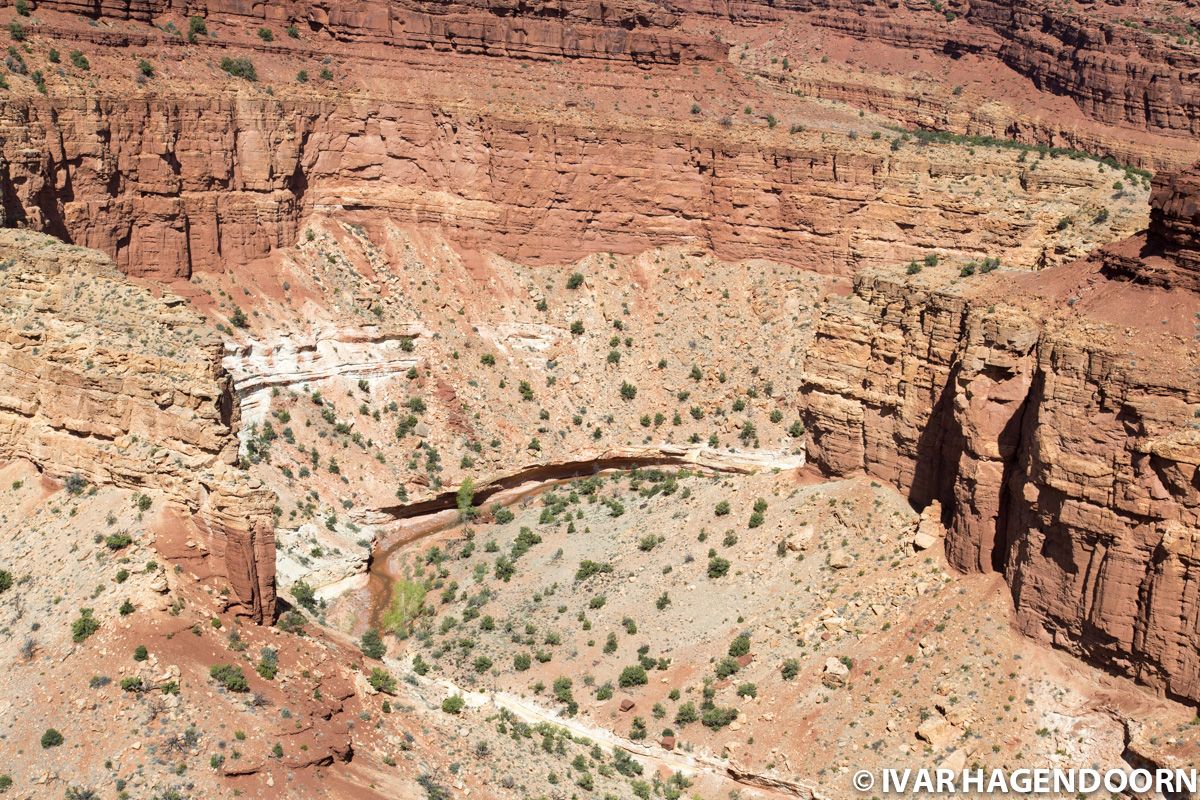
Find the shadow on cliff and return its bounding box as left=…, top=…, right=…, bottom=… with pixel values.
left=907, top=361, right=963, bottom=533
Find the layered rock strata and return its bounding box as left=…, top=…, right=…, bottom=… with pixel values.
left=16, top=0, right=1199, bottom=144
left=679, top=0, right=1200, bottom=142
left=0, top=229, right=276, bottom=620
left=799, top=172, right=1200, bottom=701
left=1145, top=164, right=1200, bottom=288
left=11, top=0, right=725, bottom=64
left=0, top=92, right=1138, bottom=279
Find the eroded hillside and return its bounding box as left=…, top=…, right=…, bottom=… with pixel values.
left=1, top=0, right=1199, bottom=798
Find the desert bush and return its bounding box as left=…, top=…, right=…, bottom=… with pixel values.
left=71, top=608, right=100, bottom=643
left=209, top=663, right=249, bottom=692
left=361, top=628, right=386, bottom=659
left=618, top=664, right=648, bottom=687
left=369, top=667, right=397, bottom=694
left=219, top=56, right=257, bottom=80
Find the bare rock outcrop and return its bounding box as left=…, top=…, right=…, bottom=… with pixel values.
left=14, top=0, right=725, bottom=64
left=0, top=229, right=276, bottom=620
left=677, top=0, right=1200, bottom=147
left=1146, top=164, right=1200, bottom=287
left=0, top=91, right=1137, bottom=280
left=19, top=0, right=1199, bottom=147
left=800, top=169, right=1200, bottom=702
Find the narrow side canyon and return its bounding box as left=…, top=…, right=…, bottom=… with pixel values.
left=800, top=164, right=1200, bottom=701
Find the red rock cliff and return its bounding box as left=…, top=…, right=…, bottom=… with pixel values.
left=0, top=91, right=1140, bottom=279
left=675, top=0, right=1200, bottom=144
left=0, top=229, right=277, bottom=621
left=800, top=172, right=1200, bottom=701
left=10, top=0, right=726, bottom=63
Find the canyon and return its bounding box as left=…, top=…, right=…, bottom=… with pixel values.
left=800, top=169, right=1200, bottom=700
left=0, top=0, right=1198, bottom=797
left=0, top=229, right=276, bottom=621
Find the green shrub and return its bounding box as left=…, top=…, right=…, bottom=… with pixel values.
left=133, top=645, right=148, bottom=661
left=209, top=663, right=249, bottom=692
left=291, top=580, right=317, bottom=611
left=71, top=608, right=100, bottom=643
left=120, top=676, right=144, bottom=692
left=714, top=656, right=740, bottom=678
left=618, top=665, right=648, bottom=688
left=369, top=667, right=396, bottom=694
left=781, top=658, right=800, bottom=680
left=256, top=648, right=279, bottom=680
left=566, top=272, right=584, bottom=289
left=441, top=694, right=465, bottom=714
left=0, top=570, right=11, bottom=594
left=714, top=500, right=730, bottom=516
left=278, top=610, right=307, bottom=633
left=728, top=633, right=750, bottom=657
left=40, top=728, right=63, bottom=748
left=361, top=628, right=386, bottom=660
left=105, top=532, right=132, bottom=550
left=701, top=706, right=738, bottom=729
left=674, top=701, right=699, bottom=725
left=69, top=50, right=89, bottom=70
left=187, top=15, right=207, bottom=42
left=707, top=556, right=730, bottom=578
left=219, top=56, right=257, bottom=81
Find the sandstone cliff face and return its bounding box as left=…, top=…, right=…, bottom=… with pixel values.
left=15, top=0, right=725, bottom=64
left=1146, top=164, right=1200, bottom=288
left=799, top=177, right=1200, bottom=701
left=0, top=90, right=1140, bottom=280
left=0, top=229, right=276, bottom=620
left=679, top=0, right=1200, bottom=143
left=18, top=0, right=1199, bottom=147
